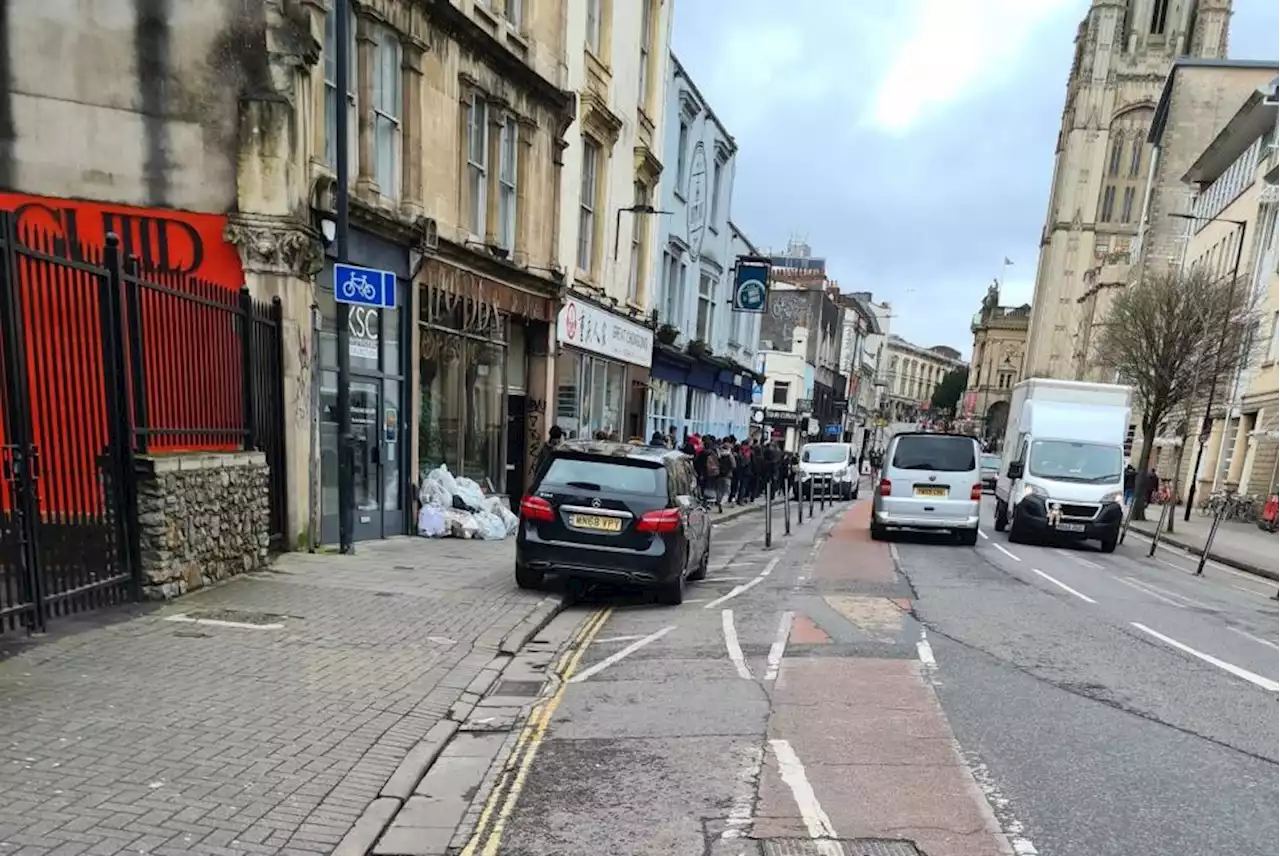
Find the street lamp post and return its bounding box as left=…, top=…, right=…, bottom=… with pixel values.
left=1169, top=213, right=1247, bottom=522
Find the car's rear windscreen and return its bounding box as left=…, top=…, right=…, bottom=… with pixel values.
left=892, top=436, right=976, bottom=473
left=540, top=457, right=664, bottom=494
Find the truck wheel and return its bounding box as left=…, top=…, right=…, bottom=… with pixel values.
left=1099, top=531, right=1118, bottom=553
left=994, top=500, right=1008, bottom=532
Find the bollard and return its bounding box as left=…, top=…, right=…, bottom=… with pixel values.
left=1146, top=500, right=1170, bottom=557
left=783, top=478, right=792, bottom=536
left=765, top=479, right=773, bottom=548
left=1195, top=503, right=1224, bottom=576
left=809, top=475, right=815, bottom=518
left=820, top=476, right=827, bottom=511
left=796, top=477, right=804, bottom=524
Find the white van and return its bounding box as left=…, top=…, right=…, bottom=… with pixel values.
left=994, top=379, right=1131, bottom=552
left=796, top=442, right=859, bottom=501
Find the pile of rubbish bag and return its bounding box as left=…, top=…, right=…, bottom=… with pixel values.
left=417, top=464, right=519, bottom=540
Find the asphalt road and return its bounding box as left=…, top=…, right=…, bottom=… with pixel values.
left=452, top=492, right=1278, bottom=856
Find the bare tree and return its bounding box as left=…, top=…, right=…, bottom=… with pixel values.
left=1093, top=266, right=1248, bottom=522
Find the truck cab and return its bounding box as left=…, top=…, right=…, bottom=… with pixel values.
left=994, top=379, right=1131, bottom=552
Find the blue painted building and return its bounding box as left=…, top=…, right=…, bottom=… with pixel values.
left=644, top=53, right=762, bottom=443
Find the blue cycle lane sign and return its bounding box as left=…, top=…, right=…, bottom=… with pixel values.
left=334, top=263, right=397, bottom=309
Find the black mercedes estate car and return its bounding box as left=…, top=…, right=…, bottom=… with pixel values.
left=515, top=440, right=712, bottom=605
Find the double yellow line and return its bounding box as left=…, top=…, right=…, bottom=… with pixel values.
left=459, top=607, right=612, bottom=856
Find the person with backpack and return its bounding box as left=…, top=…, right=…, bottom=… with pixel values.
left=717, top=437, right=736, bottom=509
left=694, top=434, right=721, bottom=511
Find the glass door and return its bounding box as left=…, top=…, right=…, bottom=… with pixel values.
left=350, top=379, right=382, bottom=541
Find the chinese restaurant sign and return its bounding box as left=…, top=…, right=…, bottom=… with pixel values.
left=556, top=296, right=653, bottom=368
left=0, top=191, right=244, bottom=288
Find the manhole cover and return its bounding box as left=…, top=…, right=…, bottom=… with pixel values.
left=180, top=609, right=287, bottom=626
left=491, top=680, right=543, bottom=697
left=761, top=840, right=922, bottom=856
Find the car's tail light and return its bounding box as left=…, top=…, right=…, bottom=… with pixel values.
left=970, top=483, right=982, bottom=501
left=879, top=478, right=892, bottom=497
left=519, top=495, right=555, bottom=522
left=637, top=508, right=681, bottom=533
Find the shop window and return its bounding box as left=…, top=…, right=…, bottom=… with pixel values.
left=555, top=350, right=582, bottom=437
left=463, top=340, right=506, bottom=490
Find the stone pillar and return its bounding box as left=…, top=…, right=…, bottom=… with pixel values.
left=484, top=103, right=503, bottom=246
left=1194, top=416, right=1227, bottom=499
left=355, top=11, right=378, bottom=197
left=225, top=212, right=325, bottom=550
left=399, top=37, right=426, bottom=219
left=1227, top=412, right=1254, bottom=485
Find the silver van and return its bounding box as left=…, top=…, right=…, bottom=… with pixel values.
left=871, top=432, right=982, bottom=544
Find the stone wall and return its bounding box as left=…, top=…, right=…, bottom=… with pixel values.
left=135, top=452, right=271, bottom=600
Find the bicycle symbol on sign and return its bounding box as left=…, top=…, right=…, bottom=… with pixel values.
left=341, top=272, right=379, bottom=302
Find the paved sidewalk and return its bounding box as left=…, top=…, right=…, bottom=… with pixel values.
left=0, top=538, right=559, bottom=856
left=1128, top=504, right=1279, bottom=580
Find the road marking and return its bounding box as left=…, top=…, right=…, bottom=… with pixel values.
left=1125, top=576, right=1204, bottom=608
left=1125, top=530, right=1259, bottom=578
left=764, top=611, right=795, bottom=681
left=703, top=557, right=780, bottom=609
left=460, top=608, right=611, bottom=856
left=1227, top=625, right=1280, bottom=651
left=1031, top=568, right=1097, bottom=603
left=704, top=576, right=749, bottom=582
left=1055, top=548, right=1103, bottom=569
left=768, top=738, right=838, bottom=840
left=993, top=543, right=1021, bottom=562
left=1115, top=576, right=1185, bottom=608
left=164, top=614, right=284, bottom=630
left=978, top=528, right=989, bottom=539
left=570, top=625, right=675, bottom=684
left=592, top=635, right=645, bottom=645
left=916, top=628, right=937, bottom=670
left=721, top=610, right=753, bottom=680
left=965, top=754, right=1040, bottom=855
left=1131, top=622, right=1280, bottom=692
left=720, top=744, right=764, bottom=840
left=1230, top=583, right=1279, bottom=598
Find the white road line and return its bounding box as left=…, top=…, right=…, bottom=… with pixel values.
left=703, top=557, right=780, bottom=610
left=1115, top=576, right=1185, bottom=608
left=764, top=611, right=795, bottom=681
left=720, top=745, right=764, bottom=840
left=1131, top=622, right=1280, bottom=692
left=1230, top=583, right=1278, bottom=598
left=704, top=576, right=749, bottom=582
left=164, top=614, right=284, bottom=631
left=993, top=543, right=1022, bottom=562
left=769, top=739, right=838, bottom=839
left=1055, top=548, right=1103, bottom=569
left=1227, top=625, right=1280, bottom=651
left=916, top=629, right=937, bottom=671
left=1126, top=576, right=1204, bottom=608
left=978, top=528, right=989, bottom=539
left=721, top=610, right=753, bottom=680
left=569, top=625, right=675, bottom=684
left=592, top=635, right=645, bottom=645
left=1125, top=530, right=1252, bottom=578
left=1031, top=568, right=1097, bottom=604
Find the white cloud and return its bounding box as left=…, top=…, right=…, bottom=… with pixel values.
left=866, top=0, right=1079, bottom=133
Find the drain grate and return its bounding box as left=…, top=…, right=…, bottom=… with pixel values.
left=491, top=680, right=543, bottom=697
left=761, top=840, right=923, bottom=856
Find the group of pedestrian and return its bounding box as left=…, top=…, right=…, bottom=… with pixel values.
left=657, top=434, right=784, bottom=512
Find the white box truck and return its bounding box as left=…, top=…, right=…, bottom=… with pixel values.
left=993, top=378, right=1133, bottom=552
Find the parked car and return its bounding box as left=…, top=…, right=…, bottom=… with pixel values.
left=980, top=453, right=1001, bottom=493
left=871, top=432, right=982, bottom=545
left=515, top=440, right=712, bottom=605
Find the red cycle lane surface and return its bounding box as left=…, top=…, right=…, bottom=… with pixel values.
left=757, top=501, right=1013, bottom=856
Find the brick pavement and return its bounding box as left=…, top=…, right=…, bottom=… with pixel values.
left=0, top=538, right=557, bottom=856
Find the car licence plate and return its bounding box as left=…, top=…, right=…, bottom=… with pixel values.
left=569, top=514, right=622, bottom=533
left=913, top=486, right=947, bottom=498
left=1055, top=522, right=1086, bottom=533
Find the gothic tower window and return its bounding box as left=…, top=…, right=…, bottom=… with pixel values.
left=1129, top=137, right=1143, bottom=177
left=1100, top=185, right=1116, bottom=222
left=1108, top=137, right=1124, bottom=176
left=1150, top=0, right=1170, bottom=35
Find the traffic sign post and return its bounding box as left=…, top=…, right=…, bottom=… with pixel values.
left=334, top=263, right=397, bottom=309
left=334, top=0, right=354, bottom=554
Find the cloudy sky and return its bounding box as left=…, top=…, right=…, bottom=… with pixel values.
left=672, top=0, right=1280, bottom=357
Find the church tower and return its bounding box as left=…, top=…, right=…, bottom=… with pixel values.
left=1021, top=0, right=1232, bottom=381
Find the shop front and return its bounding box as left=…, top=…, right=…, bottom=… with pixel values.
left=554, top=296, right=653, bottom=441
left=317, top=228, right=412, bottom=545
left=646, top=344, right=756, bottom=443
left=416, top=259, right=557, bottom=505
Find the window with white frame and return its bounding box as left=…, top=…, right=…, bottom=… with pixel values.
left=663, top=253, right=683, bottom=328
left=372, top=27, right=402, bottom=198
left=504, top=0, right=522, bottom=27
left=638, top=0, right=653, bottom=108
left=578, top=138, right=601, bottom=273
left=586, top=0, right=603, bottom=54
left=497, top=116, right=518, bottom=251
left=772, top=380, right=790, bottom=406
left=628, top=182, right=645, bottom=303
left=323, top=6, right=357, bottom=171
left=711, top=158, right=724, bottom=223
left=696, top=271, right=714, bottom=341
left=466, top=93, right=488, bottom=236
left=676, top=120, right=690, bottom=186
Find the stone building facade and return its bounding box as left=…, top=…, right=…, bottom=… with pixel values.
left=881, top=337, right=966, bottom=422
left=966, top=282, right=1030, bottom=445
left=1022, top=0, right=1233, bottom=382
left=552, top=0, right=671, bottom=442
